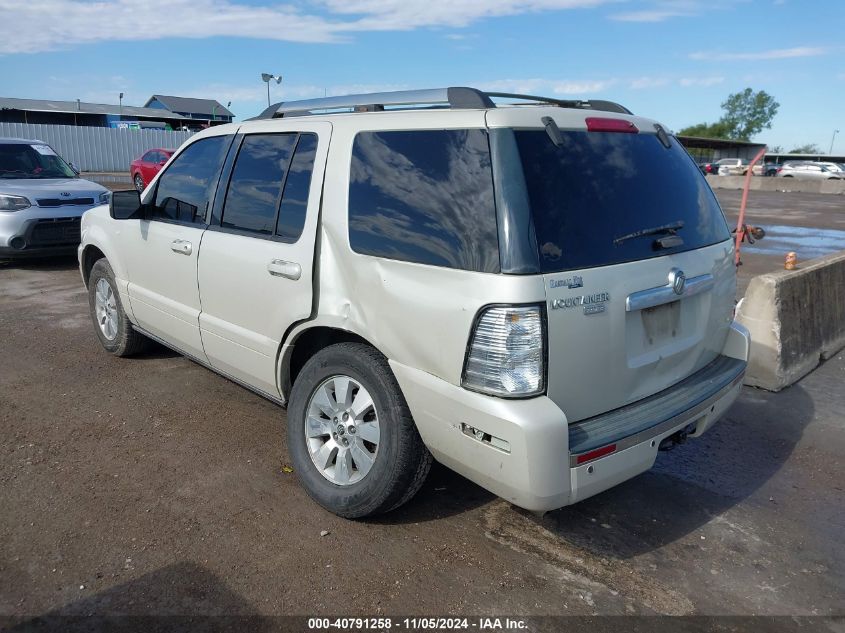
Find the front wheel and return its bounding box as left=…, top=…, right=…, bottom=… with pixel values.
left=133, top=173, right=144, bottom=192
left=87, top=258, right=149, bottom=356
left=287, top=343, right=432, bottom=518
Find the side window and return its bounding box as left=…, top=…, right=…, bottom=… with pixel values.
left=143, top=151, right=156, bottom=163
left=221, top=134, right=297, bottom=235
left=276, top=134, right=317, bottom=241
left=348, top=129, right=499, bottom=273
left=152, top=136, right=229, bottom=224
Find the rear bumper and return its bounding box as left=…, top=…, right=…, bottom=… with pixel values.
left=392, top=321, right=750, bottom=512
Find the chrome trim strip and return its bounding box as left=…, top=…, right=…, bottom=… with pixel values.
left=131, top=324, right=286, bottom=406
left=569, top=369, right=744, bottom=467
left=625, top=273, right=714, bottom=312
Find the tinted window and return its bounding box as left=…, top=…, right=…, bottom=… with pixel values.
left=0, top=143, right=76, bottom=179
left=514, top=130, right=730, bottom=273
left=152, top=136, right=229, bottom=224
left=144, top=151, right=158, bottom=163
left=222, top=134, right=297, bottom=235
left=348, top=129, right=499, bottom=273
left=276, top=134, right=317, bottom=241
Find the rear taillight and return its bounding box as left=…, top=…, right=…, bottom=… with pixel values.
left=585, top=117, right=639, bottom=134
left=462, top=305, right=545, bottom=398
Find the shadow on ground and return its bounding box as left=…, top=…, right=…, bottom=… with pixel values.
left=4, top=562, right=273, bottom=632
left=532, top=383, right=814, bottom=559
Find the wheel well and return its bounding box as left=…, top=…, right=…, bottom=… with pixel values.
left=81, top=246, right=106, bottom=287
left=284, top=327, right=373, bottom=396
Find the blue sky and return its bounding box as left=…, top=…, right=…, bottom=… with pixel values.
left=1, top=0, right=842, bottom=151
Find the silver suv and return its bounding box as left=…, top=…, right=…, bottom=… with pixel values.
left=1, top=138, right=110, bottom=257
left=78, top=88, right=750, bottom=518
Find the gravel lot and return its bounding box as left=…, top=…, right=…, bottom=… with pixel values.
left=1, top=190, right=843, bottom=628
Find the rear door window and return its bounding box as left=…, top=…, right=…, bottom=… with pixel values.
left=221, top=134, right=297, bottom=235
left=219, top=133, right=318, bottom=241
left=348, top=129, right=499, bottom=273
left=514, top=130, right=730, bottom=272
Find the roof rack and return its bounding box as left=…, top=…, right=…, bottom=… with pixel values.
left=251, top=86, right=631, bottom=119
left=484, top=92, right=632, bottom=115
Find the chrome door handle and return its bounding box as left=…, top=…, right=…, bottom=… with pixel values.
left=267, top=259, right=301, bottom=280
left=170, top=239, right=192, bottom=256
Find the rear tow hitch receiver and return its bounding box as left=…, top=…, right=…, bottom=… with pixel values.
left=658, top=423, right=697, bottom=451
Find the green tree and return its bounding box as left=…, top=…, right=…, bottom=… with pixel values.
left=678, top=88, right=780, bottom=141
left=677, top=120, right=732, bottom=140
left=788, top=143, right=820, bottom=154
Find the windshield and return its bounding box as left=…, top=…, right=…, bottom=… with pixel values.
left=514, top=129, right=731, bottom=272
left=0, top=143, right=77, bottom=179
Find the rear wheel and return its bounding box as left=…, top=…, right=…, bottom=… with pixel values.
left=87, top=258, right=149, bottom=356
left=287, top=343, right=432, bottom=518
left=133, top=173, right=144, bottom=192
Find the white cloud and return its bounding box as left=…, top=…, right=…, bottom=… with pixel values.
left=629, top=76, right=671, bottom=89
left=0, top=0, right=617, bottom=54
left=610, top=0, right=699, bottom=22
left=678, top=76, right=725, bottom=87
left=689, top=46, right=827, bottom=61
left=477, top=78, right=616, bottom=96
left=552, top=80, right=616, bottom=94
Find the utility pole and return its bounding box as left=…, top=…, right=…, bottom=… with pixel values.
left=830, top=129, right=840, bottom=155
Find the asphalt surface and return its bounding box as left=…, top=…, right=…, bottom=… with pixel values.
left=1, top=190, right=844, bottom=627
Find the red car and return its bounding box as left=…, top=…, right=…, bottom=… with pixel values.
left=130, top=148, right=175, bottom=192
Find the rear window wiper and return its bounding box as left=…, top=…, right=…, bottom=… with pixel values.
left=614, top=220, right=684, bottom=246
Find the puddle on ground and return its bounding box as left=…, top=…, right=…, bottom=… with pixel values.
left=742, top=224, right=845, bottom=259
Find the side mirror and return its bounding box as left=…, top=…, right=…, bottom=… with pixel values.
left=69, top=162, right=80, bottom=175
left=110, top=189, right=144, bottom=220
left=159, top=160, right=167, bottom=166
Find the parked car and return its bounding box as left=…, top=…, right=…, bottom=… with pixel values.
left=79, top=87, right=749, bottom=518
left=130, top=148, right=175, bottom=192
left=698, top=161, right=719, bottom=175
left=777, top=161, right=844, bottom=180
left=0, top=137, right=110, bottom=258
left=816, top=161, right=844, bottom=173
left=752, top=162, right=778, bottom=177
left=715, top=158, right=749, bottom=175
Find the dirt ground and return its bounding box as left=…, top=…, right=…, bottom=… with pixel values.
left=1, top=190, right=843, bottom=629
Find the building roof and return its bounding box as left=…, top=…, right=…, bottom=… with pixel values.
left=145, top=95, right=234, bottom=118
left=0, top=96, right=188, bottom=120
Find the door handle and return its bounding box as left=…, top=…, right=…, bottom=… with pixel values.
left=170, top=239, right=192, bottom=256
left=267, top=259, right=301, bottom=280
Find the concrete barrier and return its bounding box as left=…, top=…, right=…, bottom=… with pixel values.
left=736, top=250, right=845, bottom=391
left=706, top=175, right=845, bottom=195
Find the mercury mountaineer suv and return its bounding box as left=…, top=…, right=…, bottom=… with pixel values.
left=78, top=87, right=750, bottom=518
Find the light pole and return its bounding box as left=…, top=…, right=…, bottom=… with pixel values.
left=261, top=73, right=282, bottom=107
left=830, top=129, right=840, bottom=156
left=119, top=92, right=124, bottom=119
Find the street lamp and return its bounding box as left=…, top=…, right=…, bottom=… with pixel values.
left=261, top=73, right=282, bottom=107
left=830, top=129, right=840, bottom=156
left=119, top=92, right=124, bottom=118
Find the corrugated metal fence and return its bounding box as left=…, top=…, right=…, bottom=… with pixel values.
left=0, top=123, right=195, bottom=172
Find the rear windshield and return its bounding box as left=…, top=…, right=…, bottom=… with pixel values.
left=514, top=130, right=730, bottom=273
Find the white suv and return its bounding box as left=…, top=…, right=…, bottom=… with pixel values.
left=79, top=88, right=749, bottom=518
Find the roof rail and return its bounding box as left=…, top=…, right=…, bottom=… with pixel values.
left=485, top=92, right=632, bottom=115
left=252, top=87, right=495, bottom=119
left=250, top=86, right=631, bottom=119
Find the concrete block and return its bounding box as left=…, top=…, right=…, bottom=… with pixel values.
left=736, top=250, right=845, bottom=391
left=705, top=175, right=845, bottom=195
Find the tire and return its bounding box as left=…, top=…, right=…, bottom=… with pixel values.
left=87, top=258, right=149, bottom=357
left=287, top=343, right=432, bottom=518
left=133, top=173, right=144, bottom=192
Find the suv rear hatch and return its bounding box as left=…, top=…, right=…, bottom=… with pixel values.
left=488, top=110, right=735, bottom=422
